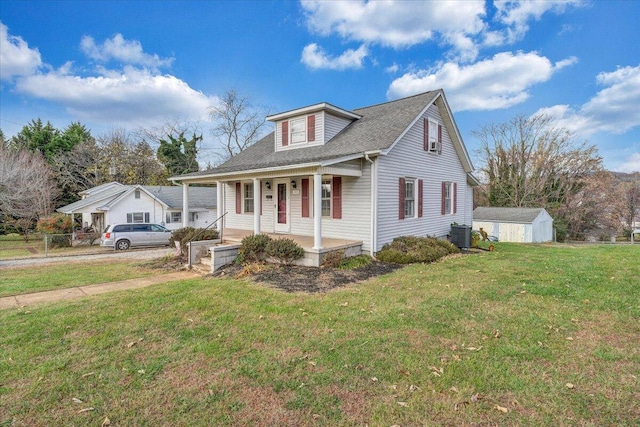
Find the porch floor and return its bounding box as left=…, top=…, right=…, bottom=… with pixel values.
left=220, top=228, right=362, bottom=253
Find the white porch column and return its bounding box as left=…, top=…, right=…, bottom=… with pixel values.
left=253, top=178, right=261, bottom=235
left=182, top=183, right=189, bottom=228
left=216, top=181, right=223, bottom=230
left=313, top=172, right=323, bottom=250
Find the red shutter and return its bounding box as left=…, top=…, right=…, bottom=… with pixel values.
left=282, top=121, right=288, bottom=146
left=307, top=115, right=315, bottom=142
left=418, top=179, right=423, bottom=218
left=301, top=178, right=310, bottom=218
left=332, top=176, right=342, bottom=219
left=441, top=181, right=446, bottom=215
left=438, top=124, right=443, bottom=154
left=235, top=182, right=241, bottom=214
left=399, top=177, right=405, bottom=220
left=423, top=118, right=429, bottom=151
left=453, top=182, right=458, bottom=214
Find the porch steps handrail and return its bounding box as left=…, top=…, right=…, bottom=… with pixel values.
left=187, top=211, right=228, bottom=243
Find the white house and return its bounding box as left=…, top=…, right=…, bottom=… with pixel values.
left=57, top=182, right=217, bottom=232
left=171, top=90, right=478, bottom=260
left=473, top=207, right=554, bottom=243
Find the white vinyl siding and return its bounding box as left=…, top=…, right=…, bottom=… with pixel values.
left=323, top=112, right=353, bottom=142
left=288, top=160, right=371, bottom=252
left=376, top=103, right=470, bottom=251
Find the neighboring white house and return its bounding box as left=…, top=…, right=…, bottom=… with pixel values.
left=170, top=89, right=478, bottom=257
left=57, top=182, right=217, bottom=231
left=473, top=207, right=554, bottom=243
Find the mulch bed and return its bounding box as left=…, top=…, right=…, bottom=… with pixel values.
left=212, top=261, right=403, bottom=293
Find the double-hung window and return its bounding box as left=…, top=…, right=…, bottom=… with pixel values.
left=321, top=179, right=331, bottom=217
left=127, top=212, right=150, bottom=223
left=404, top=179, right=415, bottom=217
left=290, top=117, right=306, bottom=144
left=441, top=181, right=457, bottom=215
left=244, top=183, right=254, bottom=213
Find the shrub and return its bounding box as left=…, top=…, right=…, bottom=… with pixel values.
left=36, top=214, right=73, bottom=248
left=239, top=233, right=273, bottom=263
left=265, top=238, right=305, bottom=265
left=376, top=236, right=459, bottom=264
left=36, top=214, right=72, bottom=234
left=337, top=254, right=373, bottom=270
left=170, top=227, right=220, bottom=256
left=321, top=250, right=344, bottom=268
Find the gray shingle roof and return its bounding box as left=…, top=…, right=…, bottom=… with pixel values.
left=473, top=207, right=548, bottom=223
left=57, top=184, right=216, bottom=213
left=143, top=186, right=216, bottom=209
left=176, top=90, right=442, bottom=178
left=57, top=185, right=130, bottom=213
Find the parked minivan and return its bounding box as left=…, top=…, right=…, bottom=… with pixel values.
left=101, top=223, right=172, bottom=250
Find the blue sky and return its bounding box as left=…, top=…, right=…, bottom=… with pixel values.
left=1, top=0, right=639, bottom=172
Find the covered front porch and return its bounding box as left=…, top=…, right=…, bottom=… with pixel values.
left=198, top=228, right=362, bottom=272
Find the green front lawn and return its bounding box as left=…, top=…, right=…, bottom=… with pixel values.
left=1, top=243, right=638, bottom=426
left=0, top=261, right=157, bottom=297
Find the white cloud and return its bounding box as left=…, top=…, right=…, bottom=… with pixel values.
left=385, top=63, right=399, bottom=74
left=618, top=153, right=640, bottom=173
left=534, top=64, right=640, bottom=136
left=80, top=34, right=174, bottom=69
left=301, top=0, right=486, bottom=61
left=300, top=0, right=583, bottom=64
left=493, top=0, right=585, bottom=43
left=15, top=65, right=217, bottom=127
left=0, top=22, right=42, bottom=81
left=301, top=43, right=368, bottom=70
left=387, top=52, right=576, bottom=111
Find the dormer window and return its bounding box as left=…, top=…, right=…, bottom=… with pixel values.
left=269, top=103, right=358, bottom=151
left=290, top=117, right=307, bottom=144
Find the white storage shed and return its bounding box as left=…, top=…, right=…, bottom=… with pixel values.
left=473, top=207, right=554, bottom=243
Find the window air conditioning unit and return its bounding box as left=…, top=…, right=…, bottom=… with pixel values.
left=429, top=139, right=439, bottom=152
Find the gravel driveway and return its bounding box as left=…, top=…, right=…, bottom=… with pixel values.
left=0, top=247, right=176, bottom=269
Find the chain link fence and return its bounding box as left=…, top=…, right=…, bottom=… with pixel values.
left=0, top=232, right=103, bottom=258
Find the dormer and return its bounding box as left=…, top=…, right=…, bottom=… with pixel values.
left=267, top=103, right=361, bottom=152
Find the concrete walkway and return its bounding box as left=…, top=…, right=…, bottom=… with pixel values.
left=0, top=271, right=201, bottom=310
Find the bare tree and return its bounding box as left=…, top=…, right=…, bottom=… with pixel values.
left=474, top=114, right=603, bottom=240
left=209, top=90, right=270, bottom=161
left=0, top=143, right=58, bottom=239
left=474, top=114, right=603, bottom=208
left=619, top=175, right=640, bottom=231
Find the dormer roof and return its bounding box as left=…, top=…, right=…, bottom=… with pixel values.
left=266, top=102, right=361, bottom=122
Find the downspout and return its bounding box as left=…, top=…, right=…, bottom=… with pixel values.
left=364, top=153, right=377, bottom=257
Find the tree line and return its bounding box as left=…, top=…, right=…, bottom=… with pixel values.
left=0, top=90, right=270, bottom=236
left=474, top=115, right=639, bottom=241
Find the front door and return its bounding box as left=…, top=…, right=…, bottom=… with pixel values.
left=274, top=180, right=290, bottom=233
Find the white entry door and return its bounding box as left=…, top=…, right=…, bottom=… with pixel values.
left=274, top=179, right=290, bottom=233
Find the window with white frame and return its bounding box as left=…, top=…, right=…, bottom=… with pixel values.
left=244, top=183, right=254, bottom=213
left=171, top=211, right=182, bottom=223
left=127, top=212, right=149, bottom=223
left=444, top=182, right=453, bottom=214
left=189, top=212, right=198, bottom=222
left=428, top=119, right=439, bottom=152
left=321, top=179, right=331, bottom=216
left=404, top=179, right=415, bottom=217
left=290, top=117, right=307, bottom=144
